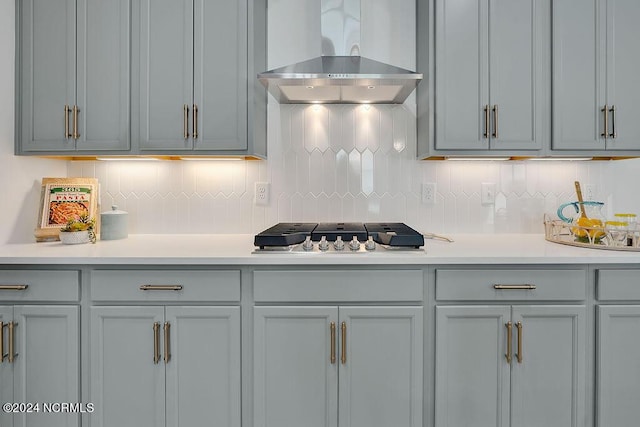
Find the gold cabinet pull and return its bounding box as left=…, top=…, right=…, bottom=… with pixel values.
left=483, top=105, right=490, bottom=139
left=493, top=284, right=536, bottom=290
left=72, top=105, right=80, bottom=139
left=8, top=322, right=16, bottom=363
left=183, top=104, right=189, bottom=139
left=505, top=321, right=512, bottom=364
left=164, top=322, right=171, bottom=364
left=153, top=322, right=160, bottom=364
left=330, top=322, right=336, bottom=364
left=516, top=321, right=523, bottom=364
left=64, top=105, right=72, bottom=138
left=0, top=322, right=4, bottom=363
left=492, top=105, right=498, bottom=138
left=340, top=321, right=347, bottom=364
left=193, top=104, right=199, bottom=139
left=0, top=285, right=29, bottom=291
left=609, top=105, right=617, bottom=139
left=601, top=105, right=609, bottom=139
left=139, top=285, right=183, bottom=291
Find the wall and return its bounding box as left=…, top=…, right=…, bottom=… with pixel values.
left=3, top=0, right=631, bottom=242
left=0, top=0, right=67, bottom=244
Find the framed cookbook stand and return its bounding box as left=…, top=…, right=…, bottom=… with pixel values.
left=34, top=177, right=99, bottom=242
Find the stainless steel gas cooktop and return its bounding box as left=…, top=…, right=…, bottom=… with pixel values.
left=253, top=222, right=425, bottom=254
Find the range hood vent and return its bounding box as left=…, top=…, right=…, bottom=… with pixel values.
left=258, top=0, right=422, bottom=104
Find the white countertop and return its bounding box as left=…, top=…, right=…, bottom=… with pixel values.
left=1, top=234, right=640, bottom=265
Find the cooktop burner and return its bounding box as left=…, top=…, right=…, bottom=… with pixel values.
left=253, top=222, right=425, bottom=252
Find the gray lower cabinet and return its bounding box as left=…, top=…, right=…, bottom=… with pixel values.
left=90, top=306, right=240, bottom=427
left=88, top=269, right=241, bottom=427
left=0, top=305, right=79, bottom=427
left=553, top=0, right=640, bottom=152
left=136, top=0, right=248, bottom=152
left=434, top=268, right=587, bottom=427
left=254, top=306, right=423, bottom=427
left=0, top=270, right=80, bottom=427
left=433, top=0, right=549, bottom=153
left=435, top=305, right=586, bottom=427
left=596, top=269, right=640, bottom=427
left=16, top=0, right=131, bottom=153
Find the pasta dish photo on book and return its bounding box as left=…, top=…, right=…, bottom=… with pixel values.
left=34, top=177, right=99, bottom=242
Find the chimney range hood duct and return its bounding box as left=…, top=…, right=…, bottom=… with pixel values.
left=258, top=0, right=422, bottom=104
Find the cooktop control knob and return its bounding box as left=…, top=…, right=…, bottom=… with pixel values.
left=302, top=236, right=314, bottom=251
left=318, top=236, right=330, bottom=251
left=365, top=236, right=376, bottom=251
left=349, top=236, right=361, bottom=251
left=333, top=236, right=345, bottom=251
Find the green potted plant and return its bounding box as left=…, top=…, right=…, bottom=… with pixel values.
left=59, top=214, right=96, bottom=244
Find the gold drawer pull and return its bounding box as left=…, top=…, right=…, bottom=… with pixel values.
left=492, top=105, right=498, bottom=139
left=505, top=321, right=512, bottom=364
left=0, top=285, right=29, bottom=291
left=139, top=285, right=183, bottom=291
left=64, top=105, right=72, bottom=138
left=493, top=284, right=536, bottom=290
left=183, top=104, right=189, bottom=139
left=73, top=105, right=80, bottom=139
left=609, top=105, right=617, bottom=139
left=483, top=105, right=490, bottom=139
left=8, top=322, right=17, bottom=363
left=153, top=322, right=160, bottom=364
left=0, top=321, right=4, bottom=363
left=193, top=104, right=199, bottom=139
left=164, top=322, right=171, bottom=364
left=601, top=105, right=609, bottom=139
left=516, top=321, right=523, bottom=364
left=341, top=321, right=347, bottom=364
left=330, top=322, right=336, bottom=364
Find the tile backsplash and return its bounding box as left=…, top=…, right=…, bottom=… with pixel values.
left=68, top=102, right=615, bottom=235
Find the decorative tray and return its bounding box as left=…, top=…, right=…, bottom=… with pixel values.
left=544, top=214, right=640, bottom=251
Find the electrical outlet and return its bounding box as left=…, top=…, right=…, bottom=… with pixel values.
left=584, top=184, right=596, bottom=201
left=481, top=182, right=496, bottom=205
left=422, top=182, right=437, bottom=205
left=254, top=182, right=270, bottom=206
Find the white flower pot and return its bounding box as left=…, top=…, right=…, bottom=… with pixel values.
left=59, top=230, right=91, bottom=245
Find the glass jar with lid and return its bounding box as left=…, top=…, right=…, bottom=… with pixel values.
left=613, top=213, right=637, bottom=246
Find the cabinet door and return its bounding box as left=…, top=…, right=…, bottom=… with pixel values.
left=13, top=306, right=79, bottom=427
left=165, top=306, right=241, bottom=427
left=435, top=306, right=510, bottom=427
left=338, top=307, right=422, bottom=427
left=510, top=306, right=586, bottom=427
left=90, top=306, right=165, bottom=427
left=75, top=0, right=131, bottom=151
left=605, top=0, right=640, bottom=150
left=489, top=0, right=548, bottom=150
left=434, top=0, right=489, bottom=150
left=254, top=307, right=338, bottom=427
left=193, top=0, right=247, bottom=151
left=552, top=0, right=604, bottom=150
left=18, top=0, right=76, bottom=151
left=0, top=307, right=13, bottom=427
left=597, top=305, right=640, bottom=427
left=137, top=0, right=194, bottom=150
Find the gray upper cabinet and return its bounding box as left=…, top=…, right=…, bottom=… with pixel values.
left=553, top=0, right=640, bottom=152
left=136, top=0, right=249, bottom=153
left=17, top=0, right=131, bottom=153
left=17, top=0, right=266, bottom=157
left=433, top=0, right=549, bottom=153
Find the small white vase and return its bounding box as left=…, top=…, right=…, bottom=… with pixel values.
left=59, top=230, right=91, bottom=245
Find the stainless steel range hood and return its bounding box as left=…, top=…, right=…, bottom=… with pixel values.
left=258, top=0, right=422, bottom=104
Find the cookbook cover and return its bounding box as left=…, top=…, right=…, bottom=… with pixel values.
left=34, top=177, right=99, bottom=242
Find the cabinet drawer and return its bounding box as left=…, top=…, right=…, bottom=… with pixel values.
left=253, top=270, right=423, bottom=302
left=0, top=270, right=79, bottom=301
left=435, top=269, right=586, bottom=301
left=597, top=270, right=640, bottom=300
left=91, top=270, right=240, bottom=302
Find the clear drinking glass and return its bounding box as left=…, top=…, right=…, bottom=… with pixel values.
left=605, top=221, right=629, bottom=247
